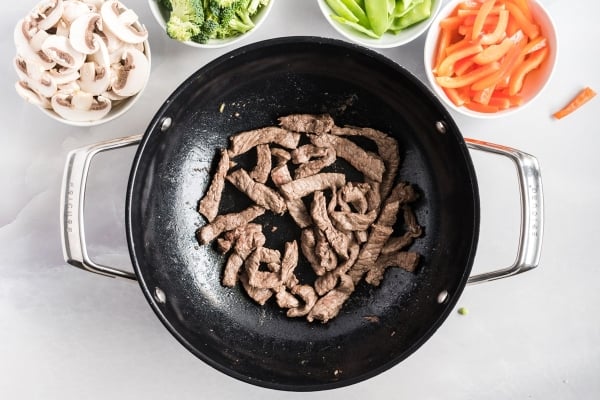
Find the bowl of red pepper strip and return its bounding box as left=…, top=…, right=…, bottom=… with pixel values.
left=424, top=0, right=557, bottom=118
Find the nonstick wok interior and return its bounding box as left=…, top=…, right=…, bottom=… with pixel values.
left=126, top=37, right=479, bottom=391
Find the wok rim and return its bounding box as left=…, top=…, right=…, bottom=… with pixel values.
left=125, top=36, right=480, bottom=391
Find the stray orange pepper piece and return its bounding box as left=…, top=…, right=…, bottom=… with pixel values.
left=553, top=87, right=597, bottom=119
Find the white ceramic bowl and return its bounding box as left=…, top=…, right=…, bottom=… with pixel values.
left=317, top=0, right=442, bottom=49
left=148, top=0, right=274, bottom=49
left=423, top=0, right=558, bottom=118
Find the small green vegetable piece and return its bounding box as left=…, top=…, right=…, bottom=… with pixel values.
left=326, top=0, right=359, bottom=23
left=390, top=0, right=431, bottom=32
left=457, top=307, right=469, bottom=316
left=331, top=15, right=379, bottom=38
left=364, top=0, right=389, bottom=36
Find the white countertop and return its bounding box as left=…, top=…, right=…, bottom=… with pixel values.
left=1, top=0, right=599, bottom=399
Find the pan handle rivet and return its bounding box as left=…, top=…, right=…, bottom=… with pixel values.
left=154, top=287, right=167, bottom=304
left=160, top=117, right=172, bottom=132
left=437, top=290, right=449, bottom=304
left=435, top=121, right=447, bottom=134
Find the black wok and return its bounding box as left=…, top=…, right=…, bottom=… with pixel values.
left=61, top=37, right=543, bottom=391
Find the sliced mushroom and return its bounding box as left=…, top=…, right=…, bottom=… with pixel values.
left=78, top=61, right=111, bottom=95
left=41, top=35, right=85, bottom=69
left=55, top=19, right=70, bottom=37
left=101, top=1, right=148, bottom=44
left=13, top=18, right=36, bottom=48
left=111, top=47, right=149, bottom=97
left=62, top=0, right=94, bottom=23
left=26, top=71, right=58, bottom=99
left=15, top=81, right=52, bottom=108
left=58, top=80, right=80, bottom=94
left=82, top=0, right=104, bottom=12
left=14, top=19, right=56, bottom=70
left=14, top=56, right=54, bottom=88
left=51, top=91, right=111, bottom=121
left=101, top=89, right=128, bottom=101
left=15, top=59, right=58, bottom=99
left=14, top=56, right=30, bottom=81
left=48, top=65, right=80, bottom=85
left=69, top=13, right=102, bottom=54
left=32, top=0, right=64, bottom=31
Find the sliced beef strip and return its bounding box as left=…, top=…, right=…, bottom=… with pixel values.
left=222, top=228, right=266, bottom=287
left=381, top=206, right=423, bottom=255
left=248, top=144, right=272, bottom=184
left=364, top=179, right=382, bottom=212
left=278, top=113, right=334, bottom=135
left=291, top=144, right=329, bottom=164
left=365, top=252, right=420, bottom=286
left=226, top=168, right=287, bottom=214
left=280, top=240, right=299, bottom=288
left=315, top=228, right=338, bottom=272
left=216, top=222, right=262, bottom=254
left=307, top=274, right=355, bottom=323
left=348, top=192, right=402, bottom=283
left=228, top=127, right=301, bottom=157
left=336, top=189, right=352, bottom=212
left=271, top=147, right=291, bottom=164
left=198, top=149, right=230, bottom=222
left=340, top=182, right=369, bottom=214
left=293, top=146, right=335, bottom=180
left=381, top=232, right=416, bottom=255
left=240, top=272, right=273, bottom=306
left=311, top=191, right=350, bottom=260
left=314, top=242, right=360, bottom=296
left=286, top=284, right=318, bottom=318
left=331, top=125, right=400, bottom=201
left=278, top=172, right=346, bottom=200
left=246, top=247, right=282, bottom=289
left=300, top=228, right=326, bottom=276
left=309, top=134, right=385, bottom=183
left=354, top=230, right=368, bottom=243
left=275, top=288, right=300, bottom=309
left=269, top=156, right=312, bottom=228
left=387, top=181, right=419, bottom=205
left=330, top=209, right=378, bottom=232
left=196, top=205, right=265, bottom=245
left=270, top=163, right=293, bottom=187
left=347, top=224, right=395, bottom=284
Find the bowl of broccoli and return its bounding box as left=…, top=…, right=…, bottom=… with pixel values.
left=149, top=0, right=273, bottom=48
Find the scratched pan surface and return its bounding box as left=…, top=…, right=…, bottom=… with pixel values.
left=126, top=37, right=479, bottom=391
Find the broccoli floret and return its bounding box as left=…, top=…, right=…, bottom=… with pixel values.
left=165, top=0, right=205, bottom=41
left=192, top=17, right=220, bottom=43
left=167, top=15, right=201, bottom=41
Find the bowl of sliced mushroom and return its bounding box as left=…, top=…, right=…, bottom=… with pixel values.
left=13, top=0, right=151, bottom=126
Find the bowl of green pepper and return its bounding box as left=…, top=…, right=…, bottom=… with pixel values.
left=149, top=0, right=273, bottom=48
left=318, top=0, right=442, bottom=48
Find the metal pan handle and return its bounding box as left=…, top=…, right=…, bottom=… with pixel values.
left=60, top=134, right=143, bottom=281
left=465, top=138, right=544, bottom=284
